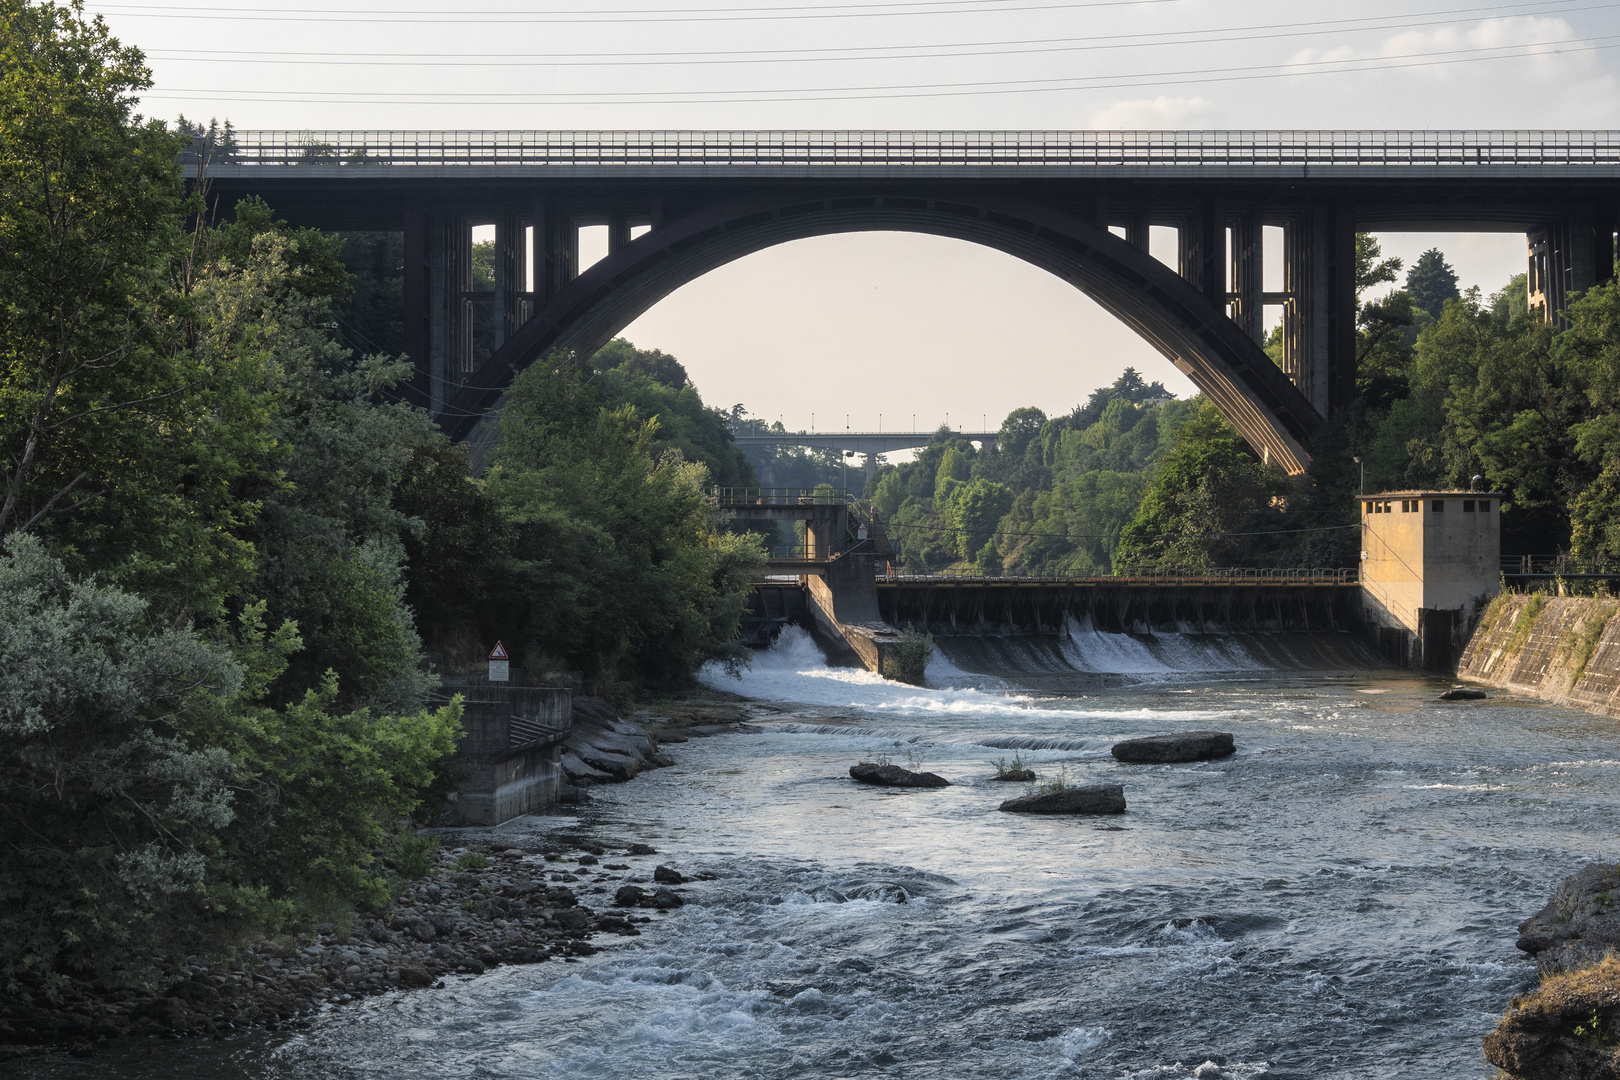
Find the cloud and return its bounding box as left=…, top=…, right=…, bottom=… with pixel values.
left=1086, top=95, right=1216, bottom=129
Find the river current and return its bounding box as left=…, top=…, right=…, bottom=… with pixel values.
left=28, top=626, right=1620, bottom=1079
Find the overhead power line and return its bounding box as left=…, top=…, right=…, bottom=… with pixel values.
left=137, top=2, right=1619, bottom=68
left=138, top=35, right=1616, bottom=105
left=89, top=0, right=1599, bottom=22
left=92, top=0, right=1213, bottom=24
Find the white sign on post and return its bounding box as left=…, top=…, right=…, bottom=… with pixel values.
left=488, top=641, right=510, bottom=682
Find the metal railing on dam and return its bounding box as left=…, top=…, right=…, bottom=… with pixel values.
left=191, top=130, right=1620, bottom=171
left=877, top=567, right=1358, bottom=585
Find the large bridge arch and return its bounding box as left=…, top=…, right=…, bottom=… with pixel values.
left=440, top=191, right=1324, bottom=473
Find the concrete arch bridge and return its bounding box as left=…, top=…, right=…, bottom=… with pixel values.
left=195, top=130, right=1620, bottom=474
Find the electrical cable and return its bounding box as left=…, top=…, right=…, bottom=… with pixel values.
left=138, top=35, right=1614, bottom=104
left=138, top=1, right=1616, bottom=67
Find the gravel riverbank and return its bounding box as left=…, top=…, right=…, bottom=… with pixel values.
left=0, top=837, right=702, bottom=1059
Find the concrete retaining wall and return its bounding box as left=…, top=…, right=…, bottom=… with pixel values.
left=1457, top=593, right=1620, bottom=717
left=434, top=679, right=572, bottom=825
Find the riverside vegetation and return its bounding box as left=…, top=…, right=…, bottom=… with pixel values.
left=0, top=0, right=762, bottom=1045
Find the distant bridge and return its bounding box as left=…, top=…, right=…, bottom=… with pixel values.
left=731, top=429, right=998, bottom=483
left=193, top=129, right=1620, bottom=473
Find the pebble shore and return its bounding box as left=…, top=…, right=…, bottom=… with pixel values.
left=0, top=839, right=697, bottom=1056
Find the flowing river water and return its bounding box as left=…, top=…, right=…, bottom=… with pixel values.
left=26, top=625, right=1620, bottom=1079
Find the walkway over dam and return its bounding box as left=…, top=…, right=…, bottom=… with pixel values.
left=192, top=129, right=1620, bottom=474
left=746, top=570, right=1362, bottom=656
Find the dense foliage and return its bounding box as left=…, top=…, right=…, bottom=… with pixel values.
left=0, top=1, right=761, bottom=1003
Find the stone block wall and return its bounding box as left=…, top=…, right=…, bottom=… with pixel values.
left=1457, top=593, right=1620, bottom=717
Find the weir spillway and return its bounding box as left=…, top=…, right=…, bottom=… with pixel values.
left=744, top=571, right=1364, bottom=659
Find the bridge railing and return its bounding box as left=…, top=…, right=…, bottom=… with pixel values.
left=187, top=130, right=1620, bottom=169
left=877, top=566, right=1358, bottom=584
left=711, top=487, right=850, bottom=508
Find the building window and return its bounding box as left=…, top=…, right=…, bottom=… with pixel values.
left=1364, top=501, right=1373, bottom=514
left=1432, top=500, right=1445, bottom=512
left=1463, top=500, right=1475, bottom=512
left=1481, top=500, right=1491, bottom=512
left=1384, top=500, right=1393, bottom=513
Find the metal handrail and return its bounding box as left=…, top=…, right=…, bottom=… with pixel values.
left=182, top=130, right=1620, bottom=169
left=710, top=486, right=850, bottom=506
left=876, top=567, right=1358, bottom=583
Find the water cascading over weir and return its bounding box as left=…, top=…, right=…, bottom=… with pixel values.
left=717, top=488, right=1365, bottom=674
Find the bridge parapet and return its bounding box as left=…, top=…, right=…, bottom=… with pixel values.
left=189, top=129, right=1620, bottom=173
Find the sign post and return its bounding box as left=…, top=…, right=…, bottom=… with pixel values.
left=488, top=641, right=509, bottom=683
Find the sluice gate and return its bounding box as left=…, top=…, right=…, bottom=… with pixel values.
left=876, top=573, right=1363, bottom=637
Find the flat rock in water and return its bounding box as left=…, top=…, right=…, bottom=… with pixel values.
left=849, top=762, right=950, bottom=788
left=1110, top=732, right=1235, bottom=764
left=1439, top=687, right=1488, bottom=700
left=991, top=769, right=1036, bottom=782
left=999, top=784, right=1126, bottom=815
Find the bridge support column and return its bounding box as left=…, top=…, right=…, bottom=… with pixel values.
left=1326, top=205, right=1358, bottom=415
left=403, top=206, right=429, bottom=409
left=1530, top=210, right=1616, bottom=324
left=1230, top=209, right=1264, bottom=345
left=493, top=211, right=522, bottom=351
left=609, top=212, right=632, bottom=254
left=1125, top=212, right=1150, bottom=253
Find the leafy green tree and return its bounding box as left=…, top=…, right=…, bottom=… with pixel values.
left=1115, top=399, right=1290, bottom=570
left=0, top=0, right=274, bottom=619
left=489, top=354, right=764, bottom=687
left=592, top=339, right=756, bottom=489
left=1406, top=248, right=1462, bottom=321
left=942, top=478, right=1014, bottom=561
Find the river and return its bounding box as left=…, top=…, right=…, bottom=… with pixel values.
left=23, top=625, right=1620, bottom=1079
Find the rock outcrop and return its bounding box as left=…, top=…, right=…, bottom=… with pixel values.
left=998, top=784, right=1127, bottom=814
left=849, top=762, right=950, bottom=788
left=1484, top=955, right=1620, bottom=1080
left=990, top=768, right=1036, bottom=782
left=562, top=697, right=674, bottom=785
left=1440, top=687, right=1488, bottom=700
left=1110, top=732, right=1235, bottom=764
left=1515, top=863, right=1620, bottom=972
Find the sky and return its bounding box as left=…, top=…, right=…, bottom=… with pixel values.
left=89, top=0, right=1620, bottom=431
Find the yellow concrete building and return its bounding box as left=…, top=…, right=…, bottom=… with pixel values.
left=1359, top=490, right=1502, bottom=669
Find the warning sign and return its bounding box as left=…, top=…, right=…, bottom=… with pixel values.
left=489, top=641, right=508, bottom=660
left=488, top=641, right=510, bottom=682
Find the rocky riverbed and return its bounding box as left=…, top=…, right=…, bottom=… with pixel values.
left=0, top=837, right=710, bottom=1059
left=1, top=695, right=757, bottom=1061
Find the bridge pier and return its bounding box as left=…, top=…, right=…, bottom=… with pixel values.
left=1528, top=209, right=1617, bottom=323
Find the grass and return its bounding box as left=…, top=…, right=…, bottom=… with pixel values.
left=453, top=847, right=489, bottom=871
left=1557, top=601, right=1618, bottom=686
left=1505, top=591, right=1549, bottom=654
left=1026, top=765, right=1071, bottom=797
left=881, top=626, right=935, bottom=686
left=991, top=752, right=1029, bottom=779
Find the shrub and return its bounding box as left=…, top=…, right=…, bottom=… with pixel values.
left=882, top=626, right=935, bottom=685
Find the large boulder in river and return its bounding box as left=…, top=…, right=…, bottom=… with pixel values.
left=849, top=762, right=950, bottom=788
left=999, top=784, right=1126, bottom=815
left=1514, top=863, right=1620, bottom=972
left=1483, top=955, right=1620, bottom=1080
left=1111, top=732, right=1235, bottom=764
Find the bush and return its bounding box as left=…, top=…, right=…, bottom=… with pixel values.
left=882, top=626, right=935, bottom=685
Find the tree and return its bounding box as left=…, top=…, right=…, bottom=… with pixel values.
left=1115, top=399, right=1290, bottom=570
left=1356, top=233, right=1403, bottom=293
left=0, top=1, right=268, bottom=618
left=1406, top=248, right=1462, bottom=321
left=489, top=355, right=765, bottom=688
